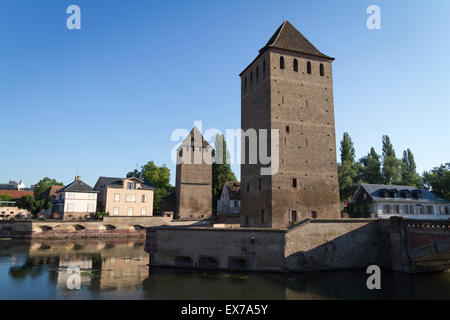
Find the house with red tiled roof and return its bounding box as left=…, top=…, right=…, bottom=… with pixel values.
left=0, top=190, right=34, bottom=199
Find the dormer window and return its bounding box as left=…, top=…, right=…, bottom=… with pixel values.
left=388, top=189, right=398, bottom=198
left=280, top=56, right=285, bottom=69
left=379, top=188, right=388, bottom=198
left=127, top=182, right=136, bottom=190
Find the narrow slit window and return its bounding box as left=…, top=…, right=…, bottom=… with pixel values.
left=280, top=56, right=285, bottom=69
left=307, top=61, right=311, bottom=74
left=293, top=59, right=298, bottom=72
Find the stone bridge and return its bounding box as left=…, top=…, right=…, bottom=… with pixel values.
left=145, top=217, right=450, bottom=273
left=0, top=216, right=205, bottom=239
left=384, top=218, right=450, bottom=273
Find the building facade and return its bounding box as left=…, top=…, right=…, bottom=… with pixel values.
left=351, top=184, right=450, bottom=220
left=0, top=180, right=26, bottom=190
left=240, top=21, right=341, bottom=228
left=175, top=127, right=212, bottom=219
left=217, top=181, right=240, bottom=214
left=54, top=176, right=98, bottom=220
left=94, top=176, right=155, bottom=217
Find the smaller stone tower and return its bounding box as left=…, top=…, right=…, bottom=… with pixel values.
left=175, top=127, right=212, bottom=219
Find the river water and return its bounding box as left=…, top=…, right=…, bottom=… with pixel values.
left=0, top=239, right=449, bottom=300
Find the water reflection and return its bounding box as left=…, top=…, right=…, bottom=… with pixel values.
left=0, top=239, right=449, bottom=299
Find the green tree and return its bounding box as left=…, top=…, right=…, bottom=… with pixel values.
left=212, top=134, right=237, bottom=211
left=348, top=201, right=371, bottom=218
left=359, top=147, right=383, bottom=184
left=16, top=195, right=51, bottom=218
left=337, top=133, right=360, bottom=201
left=0, top=194, right=13, bottom=202
left=33, top=177, right=64, bottom=198
left=340, top=132, right=356, bottom=163
left=421, top=163, right=450, bottom=200
left=400, top=149, right=422, bottom=187
left=127, top=161, right=174, bottom=214
left=381, top=135, right=401, bottom=184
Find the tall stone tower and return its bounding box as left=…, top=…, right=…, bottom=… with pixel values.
left=175, top=127, right=212, bottom=219
left=240, top=21, right=340, bottom=228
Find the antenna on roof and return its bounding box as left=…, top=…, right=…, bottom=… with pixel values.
left=75, top=164, right=79, bottom=177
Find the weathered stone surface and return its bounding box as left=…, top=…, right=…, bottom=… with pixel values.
left=240, top=26, right=340, bottom=229
left=0, top=216, right=201, bottom=239
left=145, top=218, right=450, bottom=273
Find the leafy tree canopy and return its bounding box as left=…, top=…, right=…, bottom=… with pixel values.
left=33, top=177, right=63, bottom=198
left=421, top=163, right=450, bottom=200
left=340, top=132, right=356, bottom=164
left=16, top=195, right=51, bottom=218
left=212, top=134, right=237, bottom=210
left=359, top=147, right=383, bottom=184
left=401, top=149, right=422, bottom=187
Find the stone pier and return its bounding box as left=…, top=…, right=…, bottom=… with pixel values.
left=145, top=218, right=450, bottom=273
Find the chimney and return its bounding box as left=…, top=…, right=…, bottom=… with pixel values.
left=75, top=176, right=81, bottom=181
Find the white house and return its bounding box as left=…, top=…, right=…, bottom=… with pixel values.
left=351, top=184, right=450, bottom=220
left=217, top=181, right=240, bottom=214
left=54, top=176, right=98, bottom=220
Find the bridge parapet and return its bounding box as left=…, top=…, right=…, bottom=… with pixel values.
left=405, top=220, right=450, bottom=232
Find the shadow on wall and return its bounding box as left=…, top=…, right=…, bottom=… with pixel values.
left=0, top=221, right=33, bottom=238
left=284, top=221, right=384, bottom=272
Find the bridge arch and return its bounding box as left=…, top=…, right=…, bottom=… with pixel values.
left=129, top=225, right=145, bottom=232
left=67, top=225, right=85, bottom=232
left=33, top=225, right=53, bottom=233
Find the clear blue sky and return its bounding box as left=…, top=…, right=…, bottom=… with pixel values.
left=1, top=0, right=449, bottom=187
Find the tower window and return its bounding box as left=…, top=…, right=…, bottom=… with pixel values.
left=320, top=63, right=324, bottom=76
left=293, top=178, right=297, bottom=188
left=307, top=61, right=311, bottom=74
left=280, top=56, right=285, bottom=69
left=293, top=59, right=298, bottom=72
left=291, top=210, right=297, bottom=223
left=286, top=126, right=290, bottom=133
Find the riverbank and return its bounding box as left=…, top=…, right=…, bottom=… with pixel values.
left=0, top=216, right=208, bottom=239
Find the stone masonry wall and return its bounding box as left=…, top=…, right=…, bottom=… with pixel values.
left=284, top=219, right=381, bottom=271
